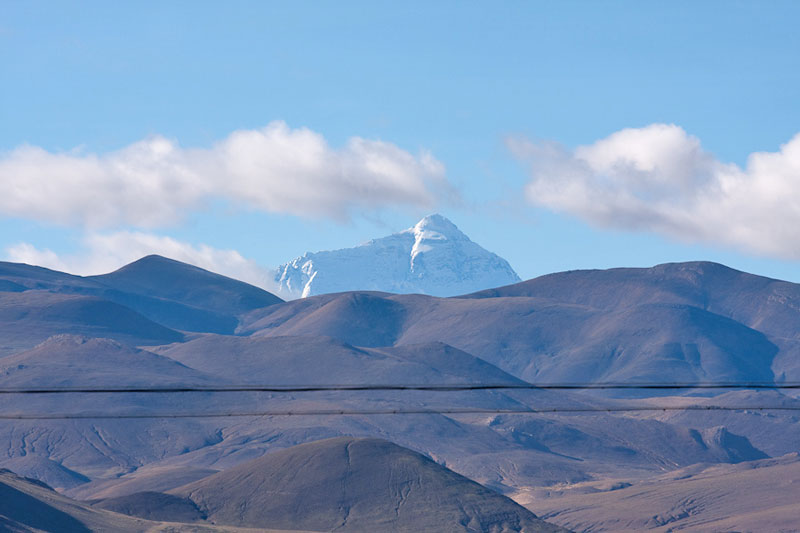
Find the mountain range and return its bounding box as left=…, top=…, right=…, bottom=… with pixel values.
left=0, top=253, right=798, bottom=531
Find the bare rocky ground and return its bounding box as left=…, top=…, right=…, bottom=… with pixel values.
left=524, top=453, right=800, bottom=532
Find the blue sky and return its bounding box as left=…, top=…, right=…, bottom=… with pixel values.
left=2, top=1, right=800, bottom=286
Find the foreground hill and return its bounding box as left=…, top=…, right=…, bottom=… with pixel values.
left=0, top=468, right=147, bottom=532
left=1, top=438, right=566, bottom=532
left=0, top=468, right=318, bottom=532
left=160, top=437, right=563, bottom=532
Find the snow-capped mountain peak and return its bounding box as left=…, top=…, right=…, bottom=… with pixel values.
left=412, top=213, right=465, bottom=239
left=409, top=214, right=468, bottom=266
left=274, top=214, right=521, bottom=298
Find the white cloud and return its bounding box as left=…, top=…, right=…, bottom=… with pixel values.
left=510, top=124, right=800, bottom=259
left=0, top=121, right=451, bottom=228
left=6, top=232, right=280, bottom=294
left=6, top=243, right=70, bottom=272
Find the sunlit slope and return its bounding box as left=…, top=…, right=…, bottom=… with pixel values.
left=530, top=453, right=800, bottom=532
left=0, top=468, right=322, bottom=532
left=168, top=437, right=568, bottom=532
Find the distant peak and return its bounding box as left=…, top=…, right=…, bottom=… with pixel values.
left=107, top=254, right=211, bottom=277
left=139, top=254, right=171, bottom=262
left=413, top=214, right=463, bottom=235
left=274, top=213, right=520, bottom=298
left=125, top=255, right=182, bottom=268
left=106, top=255, right=182, bottom=275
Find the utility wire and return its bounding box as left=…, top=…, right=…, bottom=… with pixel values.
left=1, top=382, right=800, bottom=394
left=2, top=383, right=798, bottom=419
left=1, top=404, right=799, bottom=420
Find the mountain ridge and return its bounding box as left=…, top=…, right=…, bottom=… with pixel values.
left=0, top=255, right=283, bottom=336
left=167, top=437, right=567, bottom=532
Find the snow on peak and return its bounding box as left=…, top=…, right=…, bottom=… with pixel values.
left=273, top=215, right=521, bottom=298
left=413, top=214, right=464, bottom=236
left=408, top=214, right=468, bottom=269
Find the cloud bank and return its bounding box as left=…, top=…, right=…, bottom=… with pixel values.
left=510, top=124, right=800, bottom=259
left=7, top=232, right=278, bottom=293
left=0, top=121, right=450, bottom=228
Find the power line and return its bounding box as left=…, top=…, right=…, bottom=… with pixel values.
left=1, top=382, right=799, bottom=394
left=2, top=383, right=797, bottom=419
left=1, top=404, right=799, bottom=420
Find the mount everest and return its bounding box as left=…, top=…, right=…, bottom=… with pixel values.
left=273, top=214, right=521, bottom=298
